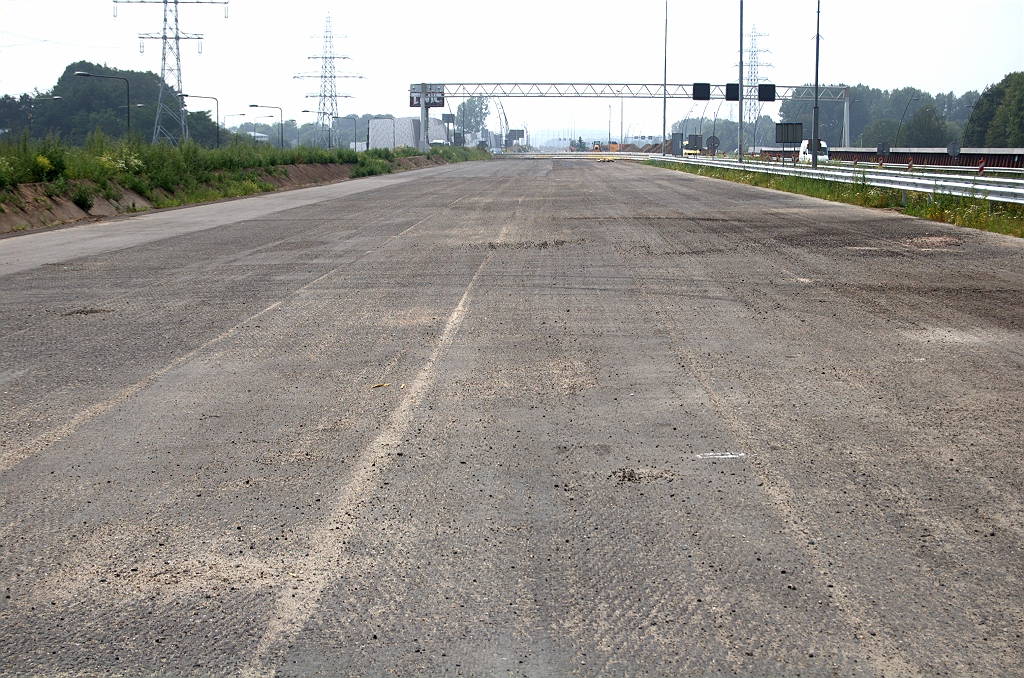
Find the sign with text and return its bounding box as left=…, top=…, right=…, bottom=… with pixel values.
left=409, top=84, right=444, bottom=108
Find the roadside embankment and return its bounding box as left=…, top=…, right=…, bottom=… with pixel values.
left=0, top=136, right=487, bottom=236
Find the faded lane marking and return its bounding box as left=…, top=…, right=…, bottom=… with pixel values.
left=0, top=193, right=472, bottom=476
left=240, top=218, right=514, bottom=678
left=0, top=300, right=282, bottom=475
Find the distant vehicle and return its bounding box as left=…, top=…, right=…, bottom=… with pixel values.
left=799, top=139, right=829, bottom=163
left=489, top=148, right=502, bottom=154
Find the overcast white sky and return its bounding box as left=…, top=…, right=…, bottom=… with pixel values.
left=2, top=0, right=1022, bottom=140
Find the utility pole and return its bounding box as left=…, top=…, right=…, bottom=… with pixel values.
left=115, top=0, right=228, bottom=144
left=812, top=0, right=821, bottom=168
left=738, top=0, right=743, bottom=162
left=662, top=0, right=667, bottom=155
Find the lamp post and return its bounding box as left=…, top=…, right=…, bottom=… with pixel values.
left=810, top=0, right=820, bottom=168
left=223, top=113, right=246, bottom=138
left=251, top=115, right=274, bottom=142
left=301, top=110, right=314, bottom=147
left=333, top=116, right=358, bottom=151
left=960, top=102, right=976, bottom=146
left=894, top=95, right=921, bottom=148
left=74, top=71, right=130, bottom=135
left=23, top=96, right=62, bottom=136
left=250, top=104, right=283, bottom=148
left=180, top=94, right=219, bottom=148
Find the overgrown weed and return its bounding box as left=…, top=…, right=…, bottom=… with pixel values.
left=0, top=131, right=490, bottom=213
left=645, top=160, right=1024, bottom=238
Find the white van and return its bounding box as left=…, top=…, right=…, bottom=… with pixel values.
left=799, top=139, right=829, bottom=163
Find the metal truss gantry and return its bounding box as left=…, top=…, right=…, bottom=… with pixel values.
left=441, top=83, right=852, bottom=146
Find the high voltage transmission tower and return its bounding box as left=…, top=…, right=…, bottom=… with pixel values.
left=744, top=25, right=772, bottom=147
left=294, top=15, right=362, bottom=148
left=114, top=0, right=228, bottom=144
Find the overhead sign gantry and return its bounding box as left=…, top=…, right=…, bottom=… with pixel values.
left=423, top=83, right=853, bottom=147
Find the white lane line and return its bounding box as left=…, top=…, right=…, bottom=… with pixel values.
left=694, top=452, right=747, bottom=459
left=240, top=224, right=506, bottom=678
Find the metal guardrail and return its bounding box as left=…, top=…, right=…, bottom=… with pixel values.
left=495, top=152, right=1024, bottom=205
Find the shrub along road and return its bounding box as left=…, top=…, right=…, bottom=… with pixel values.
left=1, top=159, right=1022, bottom=675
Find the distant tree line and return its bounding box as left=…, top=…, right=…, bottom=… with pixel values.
left=669, top=72, right=1022, bottom=150
left=0, top=61, right=221, bottom=146
left=779, top=83, right=977, bottom=148
left=0, top=61, right=394, bottom=149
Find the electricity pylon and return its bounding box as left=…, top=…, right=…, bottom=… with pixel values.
left=744, top=25, right=771, bottom=148
left=294, top=15, right=362, bottom=147
left=114, top=0, right=228, bottom=144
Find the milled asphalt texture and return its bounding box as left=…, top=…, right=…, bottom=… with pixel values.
left=1, top=159, right=1022, bottom=676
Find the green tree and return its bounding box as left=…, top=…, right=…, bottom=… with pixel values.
left=859, top=118, right=899, bottom=147
left=963, top=74, right=1009, bottom=146
left=455, top=97, right=489, bottom=134
left=900, top=105, right=950, bottom=146
left=984, top=72, right=1024, bottom=147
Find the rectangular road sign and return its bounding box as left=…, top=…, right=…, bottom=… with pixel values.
left=726, top=83, right=740, bottom=101
left=693, top=83, right=711, bottom=101
left=758, top=84, right=776, bottom=102
left=410, top=84, right=445, bottom=108
left=775, top=122, right=802, bottom=144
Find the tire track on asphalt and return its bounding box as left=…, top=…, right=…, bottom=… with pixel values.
left=614, top=216, right=919, bottom=676
left=0, top=193, right=476, bottom=477
left=240, top=202, right=521, bottom=678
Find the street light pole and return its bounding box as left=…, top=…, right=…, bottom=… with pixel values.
left=250, top=104, right=283, bottom=148
left=894, top=95, right=921, bottom=148
left=811, top=0, right=821, bottom=168
left=23, top=96, right=62, bottom=136
left=223, top=113, right=245, bottom=136
left=251, top=115, right=274, bottom=142
left=662, top=0, right=668, bottom=156
left=181, top=94, right=219, bottom=148
left=74, top=71, right=130, bottom=135
left=739, top=0, right=744, bottom=162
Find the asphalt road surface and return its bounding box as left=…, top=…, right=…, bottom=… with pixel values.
left=2, top=159, right=1022, bottom=676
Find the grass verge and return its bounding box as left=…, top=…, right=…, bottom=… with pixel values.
left=0, top=132, right=490, bottom=213
left=643, top=159, right=1024, bottom=239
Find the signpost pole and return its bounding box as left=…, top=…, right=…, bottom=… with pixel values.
left=738, top=0, right=744, bottom=163
left=812, top=0, right=821, bottom=168
left=419, top=83, right=429, bottom=153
